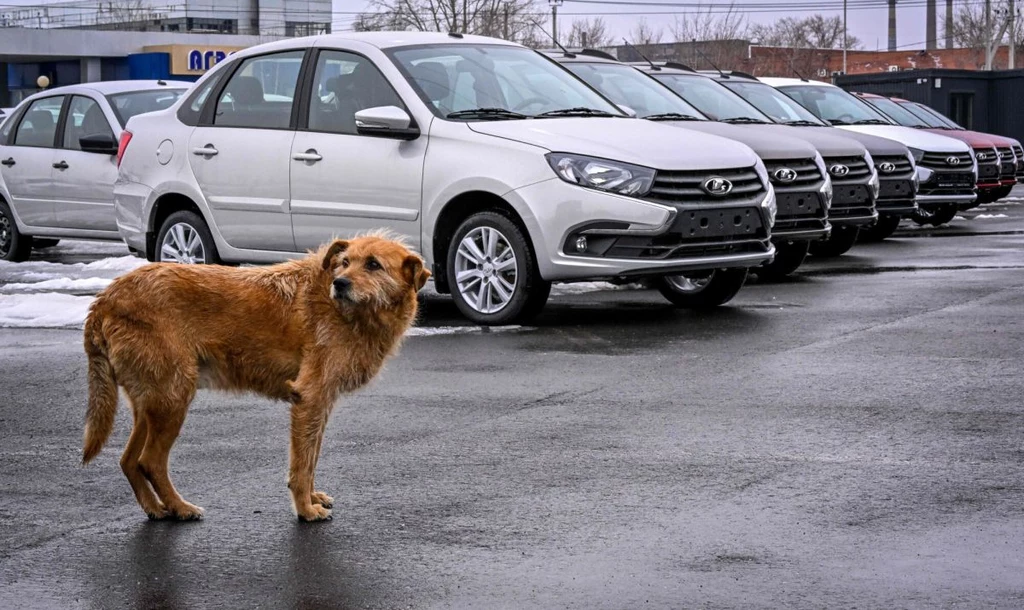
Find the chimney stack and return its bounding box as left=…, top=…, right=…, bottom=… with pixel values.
left=888, top=0, right=897, bottom=51
left=926, top=0, right=937, bottom=50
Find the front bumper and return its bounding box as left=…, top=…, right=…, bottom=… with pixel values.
left=829, top=182, right=878, bottom=227
left=511, top=178, right=777, bottom=281
left=771, top=189, right=830, bottom=240
left=876, top=177, right=917, bottom=216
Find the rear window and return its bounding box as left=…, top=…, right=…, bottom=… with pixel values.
left=107, top=89, right=185, bottom=127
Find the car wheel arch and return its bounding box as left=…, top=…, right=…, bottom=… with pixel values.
left=431, top=191, right=538, bottom=294
left=147, top=193, right=208, bottom=261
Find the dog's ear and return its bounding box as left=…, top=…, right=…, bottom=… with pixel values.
left=402, top=255, right=431, bottom=291
left=321, top=239, right=349, bottom=270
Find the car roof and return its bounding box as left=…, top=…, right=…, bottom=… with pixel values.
left=12, top=80, right=191, bottom=111
left=697, top=70, right=760, bottom=82
left=852, top=92, right=884, bottom=99
left=760, top=77, right=831, bottom=88
left=540, top=49, right=620, bottom=64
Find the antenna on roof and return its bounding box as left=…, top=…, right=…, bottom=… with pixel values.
left=692, top=43, right=725, bottom=78
left=792, top=67, right=809, bottom=82
left=531, top=18, right=574, bottom=57
left=621, top=38, right=658, bottom=70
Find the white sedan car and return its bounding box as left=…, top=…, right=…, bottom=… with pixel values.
left=0, top=80, right=190, bottom=261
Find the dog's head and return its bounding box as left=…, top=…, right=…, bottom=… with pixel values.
left=320, top=235, right=430, bottom=312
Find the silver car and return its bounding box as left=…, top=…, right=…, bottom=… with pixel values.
left=115, top=33, right=778, bottom=324
left=0, top=81, right=190, bottom=261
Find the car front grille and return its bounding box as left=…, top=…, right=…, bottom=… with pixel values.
left=872, top=155, right=914, bottom=179
left=646, top=166, right=766, bottom=206
left=823, top=155, right=872, bottom=184
left=997, top=147, right=1015, bottom=179
left=1013, top=145, right=1024, bottom=178
left=920, top=150, right=974, bottom=171
left=919, top=171, right=976, bottom=196
left=765, top=158, right=824, bottom=191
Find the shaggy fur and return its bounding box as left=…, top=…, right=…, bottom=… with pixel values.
left=82, top=235, right=430, bottom=521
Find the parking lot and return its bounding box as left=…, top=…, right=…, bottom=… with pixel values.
left=0, top=194, right=1022, bottom=608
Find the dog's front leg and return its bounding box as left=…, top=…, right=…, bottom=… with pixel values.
left=288, top=396, right=333, bottom=522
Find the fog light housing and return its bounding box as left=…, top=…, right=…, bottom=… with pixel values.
left=575, top=236, right=588, bottom=252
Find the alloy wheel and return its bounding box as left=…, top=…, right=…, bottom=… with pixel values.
left=159, top=222, right=206, bottom=264
left=455, top=226, right=518, bottom=314
left=0, top=211, right=11, bottom=258
left=664, top=270, right=714, bottom=294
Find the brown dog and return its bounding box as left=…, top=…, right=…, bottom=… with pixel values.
left=81, top=235, right=429, bottom=521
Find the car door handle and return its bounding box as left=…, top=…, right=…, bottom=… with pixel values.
left=53, top=160, right=69, bottom=170
left=1, top=157, right=14, bottom=167
left=192, top=145, right=219, bottom=157
left=292, top=149, right=322, bottom=162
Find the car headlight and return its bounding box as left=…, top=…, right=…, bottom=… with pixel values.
left=908, top=147, right=925, bottom=163
left=761, top=185, right=777, bottom=228
left=820, top=175, right=833, bottom=211
left=916, top=165, right=934, bottom=185
left=546, top=153, right=655, bottom=197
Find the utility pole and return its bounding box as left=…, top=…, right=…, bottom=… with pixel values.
left=945, top=0, right=954, bottom=48
left=549, top=0, right=563, bottom=46
left=888, top=0, right=897, bottom=51
left=1011, top=0, right=1017, bottom=68
left=926, top=0, right=937, bottom=49
left=502, top=2, right=509, bottom=40
left=985, top=0, right=992, bottom=68
left=843, top=0, right=848, bottom=73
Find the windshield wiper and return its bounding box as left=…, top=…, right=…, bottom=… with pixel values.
left=535, top=107, right=617, bottom=118
left=446, top=108, right=527, bottom=120
left=783, top=119, right=822, bottom=126
left=851, top=119, right=891, bottom=125
left=826, top=118, right=850, bottom=125
left=721, top=117, right=769, bottom=124
left=645, top=112, right=702, bottom=121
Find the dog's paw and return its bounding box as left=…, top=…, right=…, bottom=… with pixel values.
left=311, top=491, right=334, bottom=509
left=168, top=502, right=205, bottom=521
left=145, top=507, right=171, bottom=521
left=297, top=504, right=333, bottom=522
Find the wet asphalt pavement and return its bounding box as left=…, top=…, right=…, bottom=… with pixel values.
left=2, top=199, right=1023, bottom=609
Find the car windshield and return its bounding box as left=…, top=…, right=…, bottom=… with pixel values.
left=905, top=102, right=962, bottom=129
left=389, top=44, right=621, bottom=120
left=778, top=85, right=893, bottom=125
left=861, top=96, right=930, bottom=128
left=108, top=89, right=186, bottom=126
left=650, top=73, right=773, bottom=122
left=719, top=80, right=828, bottom=126
left=562, top=62, right=706, bottom=120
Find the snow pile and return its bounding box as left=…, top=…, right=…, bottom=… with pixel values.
left=0, top=293, right=94, bottom=328
left=974, top=213, right=1009, bottom=219
left=0, top=277, right=113, bottom=293
left=551, top=281, right=644, bottom=295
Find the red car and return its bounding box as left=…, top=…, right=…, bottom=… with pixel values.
left=853, top=92, right=1016, bottom=205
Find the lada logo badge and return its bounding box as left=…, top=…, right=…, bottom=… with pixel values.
left=878, top=162, right=896, bottom=174
left=773, top=167, right=797, bottom=183
left=702, top=177, right=733, bottom=195
left=946, top=156, right=961, bottom=166
left=829, top=164, right=850, bottom=177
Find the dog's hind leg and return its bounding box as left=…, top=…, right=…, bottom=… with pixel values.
left=120, top=399, right=168, bottom=520
left=309, top=416, right=334, bottom=509
left=137, top=385, right=204, bottom=521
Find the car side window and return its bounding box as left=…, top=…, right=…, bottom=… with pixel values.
left=214, top=51, right=304, bottom=129
left=13, top=96, right=64, bottom=148
left=307, top=50, right=404, bottom=135
left=63, top=96, right=114, bottom=151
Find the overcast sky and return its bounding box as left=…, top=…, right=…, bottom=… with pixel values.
left=1, top=0, right=947, bottom=52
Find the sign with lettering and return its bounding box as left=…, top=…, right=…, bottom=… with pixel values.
left=144, top=45, right=247, bottom=75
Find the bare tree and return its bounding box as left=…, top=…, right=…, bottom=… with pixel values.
left=670, top=4, right=746, bottom=43
left=566, top=17, right=611, bottom=48
left=629, top=18, right=664, bottom=48
left=943, top=1, right=1022, bottom=67
left=354, top=0, right=544, bottom=46
left=750, top=15, right=861, bottom=50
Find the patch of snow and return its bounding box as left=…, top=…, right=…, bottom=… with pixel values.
left=0, top=293, right=93, bottom=328
left=974, top=213, right=1009, bottom=219
left=551, top=281, right=643, bottom=295
left=953, top=216, right=966, bottom=221
left=0, top=277, right=113, bottom=293
left=406, top=325, right=527, bottom=336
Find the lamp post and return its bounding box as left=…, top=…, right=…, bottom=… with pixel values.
left=549, top=0, right=563, bottom=46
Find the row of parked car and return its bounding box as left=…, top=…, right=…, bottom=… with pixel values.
left=0, top=32, right=1017, bottom=324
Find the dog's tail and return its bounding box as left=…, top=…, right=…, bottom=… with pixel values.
left=82, top=309, right=118, bottom=465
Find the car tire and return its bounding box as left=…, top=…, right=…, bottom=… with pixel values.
left=756, top=240, right=809, bottom=280
left=912, top=204, right=958, bottom=227
left=156, top=210, right=221, bottom=265
left=809, top=225, right=859, bottom=258
left=446, top=211, right=549, bottom=325
left=0, top=200, right=32, bottom=262
left=32, top=238, right=60, bottom=249
left=656, top=268, right=747, bottom=309
left=858, top=215, right=901, bottom=242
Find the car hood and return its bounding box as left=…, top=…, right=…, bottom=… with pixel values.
left=791, top=126, right=911, bottom=157
left=659, top=121, right=819, bottom=161
left=931, top=128, right=1015, bottom=148
left=835, top=125, right=971, bottom=153
left=739, top=124, right=867, bottom=158
left=467, top=118, right=759, bottom=171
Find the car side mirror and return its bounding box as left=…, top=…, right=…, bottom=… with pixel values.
left=617, top=104, right=638, bottom=118
left=354, top=106, right=420, bottom=141
left=79, top=133, right=119, bottom=155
